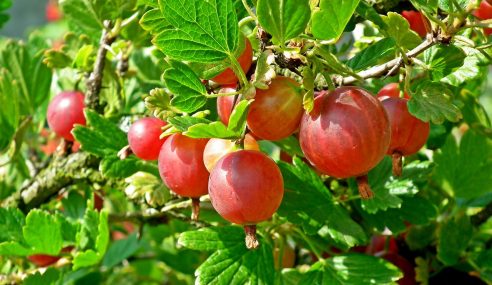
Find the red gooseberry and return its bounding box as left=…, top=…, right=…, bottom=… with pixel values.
left=212, top=38, right=253, bottom=85
left=401, top=10, right=427, bottom=37
left=474, top=1, right=492, bottom=35
left=203, top=133, right=259, bottom=172
left=47, top=91, right=86, bottom=141
left=247, top=76, right=303, bottom=141
left=158, top=134, right=209, bottom=220
left=208, top=150, right=284, bottom=249
left=216, top=86, right=238, bottom=125
left=128, top=117, right=167, bottom=161
left=380, top=97, right=430, bottom=176
left=299, top=87, right=391, bottom=199
left=377, top=83, right=410, bottom=100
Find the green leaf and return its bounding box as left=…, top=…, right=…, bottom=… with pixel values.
left=360, top=196, right=438, bottom=234
left=408, top=82, right=462, bottom=124
left=59, top=0, right=104, bottom=40
left=61, top=192, right=87, bottom=220
left=72, top=109, right=127, bottom=157
left=0, top=69, right=19, bottom=152
left=437, top=214, right=473, bottom=265
left=184, top=121, right=237, bottom=139
left=101, top=154, right=160, bottom=178
left=442, top=47, right=489, bottom=86
left=0, top=40, right=52, bottom=117
left=460, top=91, right=492, bottom=138
left=355, top=1, right=388, bottom=30
left=178, top=226, right=244, bottom=251
left=423, top=44, right=465, bottom=80
left=73, top=210, right=109, bottom=270
left=163, top=61, right=208, bottom=113
left=154, top=0, right=238, bottom=62
left=410, top=0, right=438, bottom=15
left=180, top=226, right=274, bottom=285
left=272, top=136, right=304, bottom=157
left=302, top=66, right=315, bottom=112
left=433, top=130, right=492, bottom=199
left=23, top=210, right=63, bottom=255
left=382, top=12, right=421, bottom=49
left=350, top=157, right=418, bottom=214
left=0, top=208, right=25, bottom=243
left=140, top=8, right=169, bottom=34
left=256, top=0, right=311, bottom=44
left=73, top=250, right=100, bottom=270
left=278, top=158, right=367, bottom=247
left=23, top=268, right=61, bottom=285
left=301, top=254, right=402, bottom=284
left=102, top=234, right=141, bottom=269
left=226, top=99, right=253, bottom=134
left=347, top=38, right=396, bottom=71
left=438, top=0, right=468, bottom=13
left=316, top=45, right=361, bottom=78
left=167, top=115, right=211, bottom=132
left=311, top=0, right=360, bottom=40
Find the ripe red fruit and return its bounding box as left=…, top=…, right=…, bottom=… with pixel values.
left=46, top=1, right=62, bottom=22
left=299, top=87, right=390, bottom=199
left=380, top=97, right=430, bottom=176
left=128, top=117, right=167, bottom=161
left=273, top=244, right=296, bottom=269
left=28, top=254, right=60, bottom=267
left=377, top=83, right=410, bottom=100
left=216, top=86, right=238, bottom=125
left=474, top=1, right=492, bottom=35
left=158, top=134, right=209, bottom=220
left=366, top=235, right=399, bottom=255
left=247, top=76, right=303, bottom=141
left=401, top=10, right=427, bottom=37
left=212, top=39, right=253, bottom=85
left=94, top=192, right=104, bottom=211
left=47, top=91, right=86, bottom=141
left=203, top=133, right=259, bottom=172
left=209, top=150, right=284, bottom=249
left=378, top=252, right=416, bottom=285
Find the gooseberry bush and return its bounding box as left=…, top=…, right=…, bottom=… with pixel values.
left=1, top=0, right=492, bottom=284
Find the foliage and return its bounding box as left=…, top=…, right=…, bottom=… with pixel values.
left=1, top=0, right=492, bottom=284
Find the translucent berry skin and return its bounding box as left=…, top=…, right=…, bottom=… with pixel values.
left=128, top=117, right=167, bottom=161
left=247, top=76, right=303, bottom=141
left=299, top=87, right=391, bottom=178
left=158, top=134, right=209, bottom=198
left=47, top=91, right=86, bottom=141
left=208, top=150, right=284, bottom=225
left=380, top=97, right=430, bottom=156
left=203, top=133, right=259, bottom=172
left=474, top=1, right=492, bottom=35
left=401, top=10, right=427, bottom=37
left=212, top=39, right=253, bottom=85
left=216, top=86, right=237, bottom=125
left=377, top=83, right=410, bottom=100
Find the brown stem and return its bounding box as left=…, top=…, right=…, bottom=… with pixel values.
left=392, top=152, right=403, bottom=177
left=191, top=198, right=200, bottom=221
left=85, top=20, right=117, bottom=113
left=244, top=225, right=260, bottom=250
left=339, top=36, right=437, bottom=85
left=356, top=175, right=374, bottom=199
left=471, top=201, right=492, bottom=226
